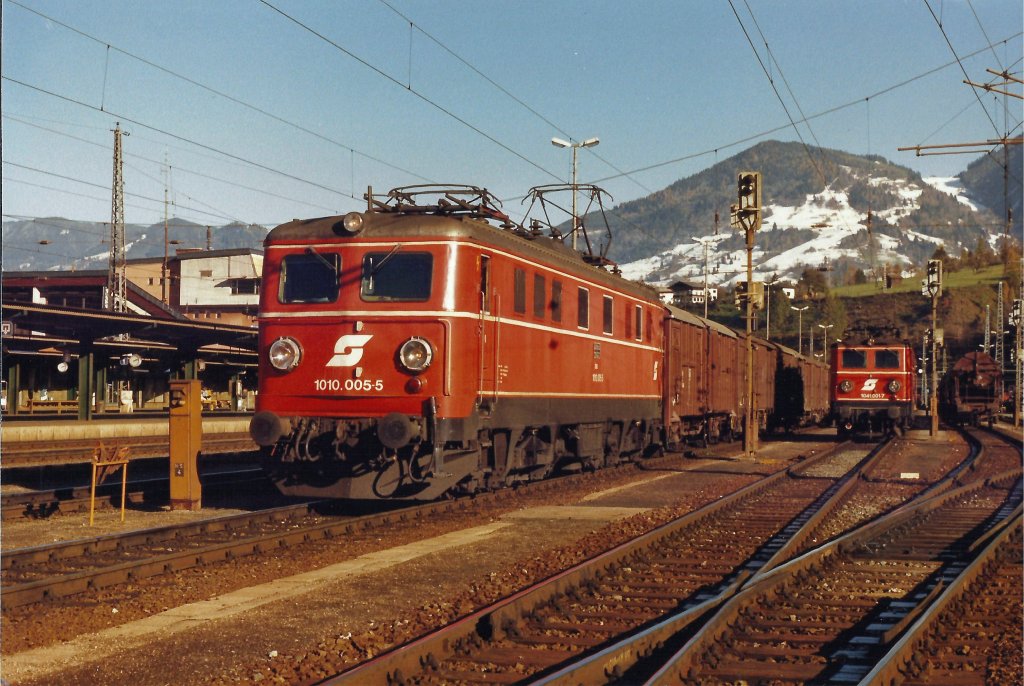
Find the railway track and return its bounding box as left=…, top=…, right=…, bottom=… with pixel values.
left=0, top=466, right=268, bottom=521
left=319, top=429, right=1022, bottom=685
left=642, top=475, right=1021, bottom=685
left=321, top=439, right=898, bottom=684
left=865, top=517, right=1022, bottom=686
left=0, top=453, right=693, bottom=610
left=0, top=432, right=257, bottom=468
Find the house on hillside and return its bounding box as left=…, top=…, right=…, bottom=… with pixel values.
left=659, top=280, right=718, bottom=309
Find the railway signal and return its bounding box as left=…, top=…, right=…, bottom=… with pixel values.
left=730, top=171, right=762, bottom=232
left=732, top=171, right=763, bottom=458
left=926, top=259, right=942, bottom=297
left=924, top=259, right=943, bottom=436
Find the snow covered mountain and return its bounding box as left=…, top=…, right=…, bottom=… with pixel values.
left=612, top=141, right=1015, bottom=289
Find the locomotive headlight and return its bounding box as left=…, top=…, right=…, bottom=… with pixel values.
left=268, top=337, right=302, bottom=371
left=341, top=212, right=365, bottom=235
left=838, top=380, right=853, bottom=393
left=398, top=337, right=433, bottom=373
left=886, top=379, right=902, bottom=393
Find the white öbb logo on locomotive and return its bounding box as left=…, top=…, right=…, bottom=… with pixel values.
left=860, top=378, right=884, bottom=399
left=327, top=334, right=374, bottom=367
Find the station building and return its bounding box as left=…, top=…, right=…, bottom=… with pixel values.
left=1, top=249, right=261, bottom=417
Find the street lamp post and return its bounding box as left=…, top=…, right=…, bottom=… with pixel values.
left=551, top=136, right=599, bottom=250
left=765, top=279, right=781, bottom=340
left=791, top=305, right=809, bottom=355
left=818, top=323, right=834, bottom=359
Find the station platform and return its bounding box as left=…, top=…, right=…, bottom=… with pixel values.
left=1, top=415, right=252, bottom=443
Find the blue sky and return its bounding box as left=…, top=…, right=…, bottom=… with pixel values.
left=2, top=0, right=1021, bottom=230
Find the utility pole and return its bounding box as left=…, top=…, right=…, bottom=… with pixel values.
left=107, top=123, right=128, bottom=312
left=926, top=259, right=943, bottom=436
left=1012, top=298, right=1022, bottom=427
left=996, top=282, right=1005, bottom=370
left=693, top=237, right=713, bottom=319
left=162, top=155, right=169, bottom=304
left=732, top=171, right=762, bottom=457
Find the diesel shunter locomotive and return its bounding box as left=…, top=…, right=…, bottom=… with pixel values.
left=250, top=184, right=829, bottom=500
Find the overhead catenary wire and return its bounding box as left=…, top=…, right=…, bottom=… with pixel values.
left=257, top=0, right=562, bottom=184
left=4, top=0, right=434, bottom=187
left=589, top=31, right=1021, bottom=187
left=374, top=0, right=654, bottom=196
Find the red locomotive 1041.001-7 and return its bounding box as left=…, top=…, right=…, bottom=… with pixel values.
left=829, top=338, right=917, bottom=437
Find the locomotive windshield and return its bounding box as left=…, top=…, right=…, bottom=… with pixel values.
left=841, top=349, right=868, bottom=368
left=361, top=251, right=432, bottom=301
left=279, top=251, right=341, bottom=303
left=874, top=349, right=901, bottom=369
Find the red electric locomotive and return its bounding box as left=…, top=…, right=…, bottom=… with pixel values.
left=249, top=186, right=665, bottom=500
left=829, top=339, right=916, bottom=436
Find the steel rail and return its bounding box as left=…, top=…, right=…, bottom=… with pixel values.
left=1, top=467, right=267, bottom=520
left=529, top=437, right=902, bottom=686
left=860, top=505, right=1022, bottom=685
left=0, top=452, right=690, bottom=609
left=640, top=468, right=1023, bottom=685
left=319, top=440, right=870, bottom=685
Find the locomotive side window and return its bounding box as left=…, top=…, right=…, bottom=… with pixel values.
left=841, top=349, right=868, bottom=368
left=577, top=287, right=590, bottom=329
left=603, top=295, right=614, bottom=335
left=551, top=280, right=562, bottom=323
left=875, top=349, right=900, bottom=369
left=480, top=255, right=491, bottom=313
left=361, top=251, right=432, bottom=301
left=534, top=274, right=546, bottom=318
left=280, top=251, right=341, bottom=303
left=513, top=268, right=526, bottom=314
left=634, top=305, right=643, bottom=341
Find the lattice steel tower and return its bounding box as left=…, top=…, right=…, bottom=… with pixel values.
left=107, top=122, right=128, bottom=312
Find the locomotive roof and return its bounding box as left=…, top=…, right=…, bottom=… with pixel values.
left=266, top=210, right=660, bottom=302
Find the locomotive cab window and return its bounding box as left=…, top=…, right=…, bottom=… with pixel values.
left=361, top=250, right=432, bottom=301
left=874, top=349, right=901, bottom=369
left=279, top=250, right=341, bottom=303
left=841, top=349, right=868, bottom=368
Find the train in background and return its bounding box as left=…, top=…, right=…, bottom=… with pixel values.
left=249, top=185, right=829, bottom=501
left=939, top=351, right=1004, bottom=427
left=829, top=338, right=917, bottom=437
